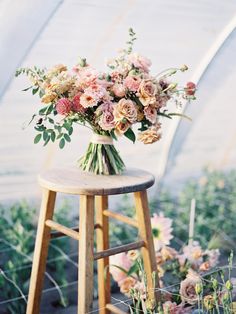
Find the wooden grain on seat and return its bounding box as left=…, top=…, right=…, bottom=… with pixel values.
left=38, top=166, right=155, bottom=195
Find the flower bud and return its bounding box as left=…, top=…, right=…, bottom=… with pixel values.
left=195, top=282, right=203, bottom=295
left=212, top=278, right=218, bottom=290
left=226, top=280, right=233, bottom=291
left=180, top=64, right=188, bottom=72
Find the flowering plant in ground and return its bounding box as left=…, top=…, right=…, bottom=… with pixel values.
left=16, top=28, right=196, bottom=175
left=109, top=213, right=236, bottom=313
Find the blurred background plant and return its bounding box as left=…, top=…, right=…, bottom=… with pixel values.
left=0, top=201, right=71, bottom=314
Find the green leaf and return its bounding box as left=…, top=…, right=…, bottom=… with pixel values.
left=68, top=127, right=73, bottom=136
left=59, top=138, right=65, bottom=149
left=51, top=131, right=56, bottom=142
left=43, top=136, right=50, bottom=146
left=124, top=128, right=136, bottom=143
left=32, top=87, right=39, bottom=95
left=127, top=262, right=139, bottom=276
left=64, top=134, right=71, bottom=142
left=22, top=86, right=32, bottom=92
left=39, top=106, right=48, bottom=114
left=43, top=130, right=49, bottom=141
left=34, top=134, right=42, bottom=144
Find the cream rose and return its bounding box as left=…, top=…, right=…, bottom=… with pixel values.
left=114, top=98, right=137, bottom=123
left=115, top=120, right=131, bottom=135
left=139, top=80, right=157, bottom=98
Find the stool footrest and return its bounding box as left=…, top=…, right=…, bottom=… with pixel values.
left=46, top=220, right=80, bottom=241
left=103, top=209, right=138, bottom=228
left=106, top=303, right=127, bottom=314
left=94, top=240, right=145, bottom=260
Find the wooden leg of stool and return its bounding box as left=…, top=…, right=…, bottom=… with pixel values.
left=95, top=195, right=110, bottom=314
left=26, top=189, right=56, bottom=314
left=78, top=195, right=95, bottom=314
left=134, top=190, right=160, bottom=303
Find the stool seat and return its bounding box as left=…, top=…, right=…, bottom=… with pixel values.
left=38, top=166, right=155, bottom=195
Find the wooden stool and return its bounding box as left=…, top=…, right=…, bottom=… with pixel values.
left=26, top=166, right=160, bottom=314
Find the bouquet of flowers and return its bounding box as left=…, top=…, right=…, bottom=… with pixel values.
left=16, top=28, right=196, bottom=175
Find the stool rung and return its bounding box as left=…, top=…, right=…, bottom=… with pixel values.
left=103, top=210, right=138, bottom=228
left=94, top=240, right=145, bottom=260
left=106, top=303, right=127, bottom=314
left=46, top=220, right=80, bottom=241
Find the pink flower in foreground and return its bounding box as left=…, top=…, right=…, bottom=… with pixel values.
left=179, top=277, right=201, bottom=305
left=128, top=53, right=152, bottom=72
left=56, top=98, right=72, bottom=115
left=151, top=213, right=173, bottom=251
left=163, top=301, right=187, bottom=314
left=109, top=253, right=132, bottom=284
left=124, top=75, right=141, bottom=92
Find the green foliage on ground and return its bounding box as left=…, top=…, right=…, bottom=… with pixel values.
left=0, top=201, right=71, bottom=314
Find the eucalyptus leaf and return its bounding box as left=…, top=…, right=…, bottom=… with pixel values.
left=34, top=134, right=42, bottom=144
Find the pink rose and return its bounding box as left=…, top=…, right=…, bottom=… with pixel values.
left=179, top=277, right=201, bottom=305
left=124, top=75, right=141, bottom=92
left=56, top=98, right=72, bottom=115
left=144, top=105, right=157, bottom=124
left=98, top=110, right=115, bottom=131
left=128, top=53, right=151, bottom=72
left=112, top=83, right=126, bottom=98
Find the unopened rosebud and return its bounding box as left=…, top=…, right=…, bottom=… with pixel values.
left=222, top=291, right=230, bottom=303
left=203, top=295, right=215, bottom=310
left=226, top=280, right=233, bottom=291
left=78, top=57, right=87, bottom=67
left=195, top=282, right=203, bottom=295
left=180, top=64, right=188, bottom=72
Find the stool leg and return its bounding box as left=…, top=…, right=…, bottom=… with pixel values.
left=95, top=195, right=110, bottom=314
left=78, top=195, right=95, bottom=314
left=134, top=190, right=160, bottom=303
left=26, top=189, right=56, bottom=314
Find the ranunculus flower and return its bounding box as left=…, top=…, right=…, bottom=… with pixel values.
left=56, top=98, right=72, bottom=115
left=109, top=253, right=132, bottom=284
left=114, top=98, right=137, bottom=123
left=124, top=75, right=141, bottom=92
left=179, top=277, right=201, bottom=305
left=80, top=93, right=97, bottom=108
left=144, top=105, right=157, bottom=124
left=112, top=83, right=126, bottom=97
left=185, top=82, right=196, bottom=96
left=138, top=125, right=161, bottom=145
left=128, top=53, right=152, bottom=72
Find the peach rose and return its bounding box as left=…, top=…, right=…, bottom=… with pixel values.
left=115, top=120, right=131, bottom=135
left=179, top=277, right=201, bottom=305
left=114, top=99, right=137, bottom=123
left=161, top=246, right=178, bottom=262
left=139, top=80, right=157, bottom=98
left=138, top=126, right=161, bottom=144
